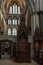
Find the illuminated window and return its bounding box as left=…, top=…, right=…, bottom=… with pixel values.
left=18, top=19, right=20, bottom=25
left=8, top=3, right=21, bottom=36
left=10, top=6, right=12, bottom=14
left=18, top=7, right=20, bottom=14
left=12, top=28, right=17, bottom=36
left=14, top=19, right=17, bottom=25
left=8, top=19, right=11, bottom=25
left=8, top=28, right=11, bottom=35
left=9, top=3, right=20, bottom=14
left=13, top=3, right=17, bottom=14
left=13, top=19, right=17, bottom=25
left=13, top=19, right=15, bottom=25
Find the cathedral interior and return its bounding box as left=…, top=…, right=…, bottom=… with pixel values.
left=0, top=0, right=43, bottom=65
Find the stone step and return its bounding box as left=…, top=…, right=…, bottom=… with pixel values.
left=1, top=53, right=10, bottom=60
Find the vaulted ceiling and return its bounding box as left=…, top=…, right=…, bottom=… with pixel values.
left=2, top=0, right=26, bottom=8
left=1, top=0, right=43, bottom=17
left=0, top=0, right=37, bottom=21
left=1, top=0, right=36, bottom=11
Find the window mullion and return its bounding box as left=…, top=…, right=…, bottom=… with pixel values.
left=12, top=6, right=13, bottom=14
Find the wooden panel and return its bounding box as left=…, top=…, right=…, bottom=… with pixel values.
left=34, top=28, right=43, bottom=64
left=17, top=39, right=31, bottom=62
left=34, top=41, right=39, bottom=51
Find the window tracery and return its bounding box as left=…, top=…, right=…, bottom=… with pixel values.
left=7, top=3, right=20, bottom=36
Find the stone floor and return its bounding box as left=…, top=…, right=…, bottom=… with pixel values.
left=0, top=60, right=39, bottom=65
left=0, top=53, right=39, bottom=65
left=1, top=53, right=10, bottom=60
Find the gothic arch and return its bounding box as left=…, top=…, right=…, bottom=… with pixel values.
left=1, top=0, right=36, bottom=17
left=7, top=0, right=36, bottom=11
left=7, top=0, right=26, bottom=9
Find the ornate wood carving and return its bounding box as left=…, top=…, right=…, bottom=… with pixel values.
left=17, top=18, right=31, bottom=62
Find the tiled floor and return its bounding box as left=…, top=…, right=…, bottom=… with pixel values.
left=0, top=60, right=39, bottom=65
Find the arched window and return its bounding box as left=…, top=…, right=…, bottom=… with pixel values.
left=7, top=3, right=21, bottom=36
left=8, top=28, right=11, bottom=35
left=18, top=6, right=20, bottom=14
left=13, top=19, right=17, bottom=25
left=9, top=3, right=20, bottom=14
left=12, top=28, right=17, bottom=36
left=8, top=18, right=11, bottom=25
left=14, top=19, right=17, bottom=25
left=13, top=3, right=17, bottom=14
left=13, top=19, right=15, bottom=25
left=9, top=6, right=12, bottom=14
left=18, top=19, right=20, bottom=25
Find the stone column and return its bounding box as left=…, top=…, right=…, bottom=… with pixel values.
left=31, top=13, right=40, bottom=35
left=31, top=14, right=36, bottom=35
left=0, top=41, right=1, bottom=58
left=38, top=11, right=43, bottom=31
left=28, top=36, right=34, bottom=58
left=36, top=0, right=40, bottom=11
left=36, top=0, right=43, bottom=11
left=31, top=13, right=39, bottom=58
left=39, top=0, right=42, bottom=11
left=35, top=13, right=39, bottom=28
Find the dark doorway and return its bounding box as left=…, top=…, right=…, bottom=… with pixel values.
left=0, top=40, right=13, bottom=60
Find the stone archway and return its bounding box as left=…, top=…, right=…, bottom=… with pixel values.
left=0, top=39, right=14, bottom=60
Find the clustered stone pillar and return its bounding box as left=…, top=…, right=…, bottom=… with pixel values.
left=31, top=13, right=39, bottom=35
left=38, top=11, right=43, bottom=31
